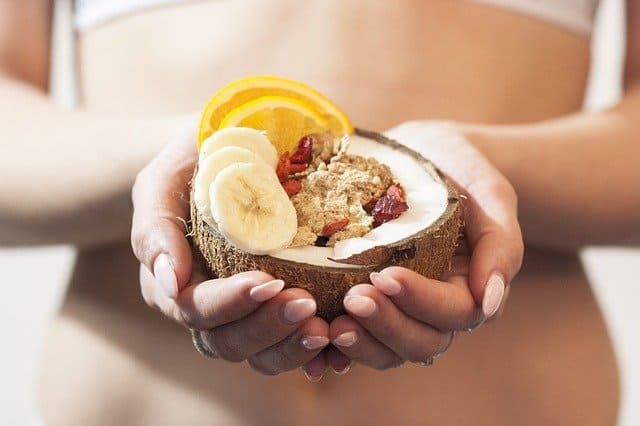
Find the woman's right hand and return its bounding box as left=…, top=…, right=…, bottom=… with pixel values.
left=130, top=118, right=330, bottom=379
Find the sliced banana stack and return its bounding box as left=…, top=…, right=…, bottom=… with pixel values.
left=194, top=127, right=298, bottom=254
left=211, top=162, right=297, bottom=255
left=194, top=146, right=266, bottom=227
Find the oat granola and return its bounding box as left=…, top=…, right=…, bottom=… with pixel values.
left=278, top=133, right=408, bottom=247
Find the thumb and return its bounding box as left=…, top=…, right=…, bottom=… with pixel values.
left=131, top=120, right=198, bottom=298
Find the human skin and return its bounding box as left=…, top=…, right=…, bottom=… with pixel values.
left=1, top=0, right=636, bottom=424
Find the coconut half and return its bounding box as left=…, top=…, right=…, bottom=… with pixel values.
left=190, top=129, right=462, bottom=320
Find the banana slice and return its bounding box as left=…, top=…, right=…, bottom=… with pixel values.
left=199, top=127, right=278, bottom=169
left=210, top=162, right=297, bottom=254
left=194, top=146, right=267, bottom=226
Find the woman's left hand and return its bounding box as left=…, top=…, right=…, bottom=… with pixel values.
left=324, top=121, right=524, bottom=372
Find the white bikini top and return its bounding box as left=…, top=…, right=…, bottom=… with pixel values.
left=73, top=0, right=599, bottom=35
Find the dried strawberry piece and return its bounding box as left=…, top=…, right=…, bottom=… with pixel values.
left=321, top=218, right=349, bottom=236
left=363, top=197, right=379, bottom=214
left=282, top=179, right=302, bottom=197
left=289, top=163, right=307, bottom=173
left=290, top=136, right=313, bottom=164
left=276, top=152, right=291, bottom=182
left=386, top=183, right=405, bottom=201
left=372, top=194, right=408, bottom=227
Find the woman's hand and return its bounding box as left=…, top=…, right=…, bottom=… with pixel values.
left=130, top=119, right=329, bottom=378
left=327, top=121, right=524, bottom=370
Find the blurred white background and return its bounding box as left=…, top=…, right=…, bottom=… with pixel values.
left=1, top=0, right=638, bottom=424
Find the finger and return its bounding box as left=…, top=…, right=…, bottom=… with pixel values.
left=467, top=210, right=523, bottom=319
left=329, top=315, right=402, bottom=370
left=342, top=284, right=455, bottom=363
left=452, top=164, right=522, bottom=318
left=386, top=121, right=524, bottom=318
left=370, top=265, right=481, bottom=331
left=131, top=117, right=198, bottom=298
left=324, top=344, right=354, bottom=375
left=141, top=266, right=283, bottom=330
left=247, top=316, right=329, bottom=376
left=199, top=288, right=317, bottom=362
left=301, top=352, right=328, bottom=382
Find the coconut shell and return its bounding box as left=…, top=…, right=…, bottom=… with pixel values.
left=189, top=129, right=462, bottom=321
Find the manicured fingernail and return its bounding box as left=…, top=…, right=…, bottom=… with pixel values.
left=482, top=273, right=505, bottom=318
left=332, top=361, right=354, bottom=375
left=249, top=279, right=285, bottom=302
left=370, top=272, right=403, bottom=296
left=301, top=368, right=323, bottom=382
left=284, top=299, right=316, bottom=323
left=301, top=336, right=330, bottom=350
left=153, top=253, right=178, bottom=299
left=333, top=331, right=358, bottom=347
left=344, top=295, right=377, bottom=318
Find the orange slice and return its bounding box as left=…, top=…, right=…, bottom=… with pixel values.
left=198, top=75, right=353, bottom=148
left=218, top=96, right=328, bottom=155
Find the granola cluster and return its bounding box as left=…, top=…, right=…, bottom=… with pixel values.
left=276, top=133, right=408, bottom=248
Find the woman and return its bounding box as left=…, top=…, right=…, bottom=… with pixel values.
left=1, top=0, right=637, bottom=424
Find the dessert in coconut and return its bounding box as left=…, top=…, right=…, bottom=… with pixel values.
left=190, top=76, right=462, bottom=320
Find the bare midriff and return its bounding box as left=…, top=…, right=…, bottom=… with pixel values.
left=39, top=1, right=619, bottom=425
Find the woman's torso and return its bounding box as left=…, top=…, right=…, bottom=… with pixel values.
left=40, top=1, right=619, bottom=425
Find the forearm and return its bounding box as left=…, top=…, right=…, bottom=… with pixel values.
left=466, top=89, right=640, bottom=250
left=0, top=76, right=188, bottom=246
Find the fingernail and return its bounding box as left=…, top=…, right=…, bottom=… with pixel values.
left=370, top=272, right=403, bottom=296
left=284, top=299, right=316, bottom=324
left=302, top=369, right=323, bottom=382
left=249, top=279, right=285, bottom=302
left=153, top=253, right=178, bottom=299
left=344, top=295, right=377, bottom=318
left=333, top=331, right=358, bottom=347
left=301, top=336, right=330, bottom=350
left=332, top=361, right=354, bottom=375
left=482, top=273, right=505, bottom=318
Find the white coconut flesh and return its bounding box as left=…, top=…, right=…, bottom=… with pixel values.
left=269, top=134, right=449, bottom=268
left=193, top=133, right=449, bottom=269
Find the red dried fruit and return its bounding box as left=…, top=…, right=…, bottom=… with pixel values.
left=386, top=183, right=405, bottom=201
left=290, top=136, right=313, bottom=164
left=282, top=179, right=302, bottom=197
left=276, top=152, right=291, bottom=182
left=321, top=218, right=349, bottom=236
left=372, top=194, right=408, bottom=227
left=289, top=163, right=308, bottom=173
left=363, top=197, right=379, bottom=214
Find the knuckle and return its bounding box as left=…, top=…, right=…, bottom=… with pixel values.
left=277, top=338, right=307, bottom=370
left=373, top=321, right=396, bottom=343
left=243, top=323, right=278, bottom=350
left=175, top=307, right=203, bottom=330
left=131, top=168, right=149, bottom=205
left=374, top=358, right=404, bottom=371
left=247, top=358, right=280, bottom=376
left=203, top=330, right=246, bottom=363
left=130, top=226, right=147, bottom=260
left=405, top=345, right=436, bottom=364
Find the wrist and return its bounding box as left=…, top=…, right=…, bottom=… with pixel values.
left=457, top=123, right=515, bottom=181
